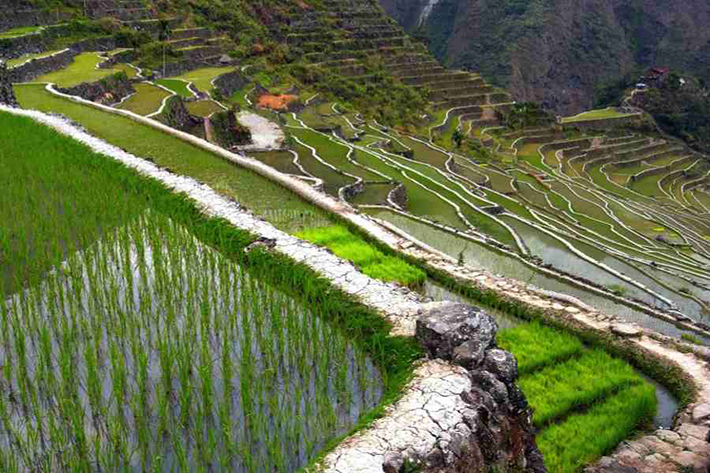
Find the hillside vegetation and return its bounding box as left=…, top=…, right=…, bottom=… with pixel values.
left=379, top=0, right=710, bottom=115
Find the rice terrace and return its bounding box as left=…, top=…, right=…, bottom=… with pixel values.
left=1, top=0, right=709, bottom=472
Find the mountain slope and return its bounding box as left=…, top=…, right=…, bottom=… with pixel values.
left=379, top=0, right=710, bottom=115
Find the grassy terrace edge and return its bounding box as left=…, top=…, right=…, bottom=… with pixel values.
left=0, top=110, right=424, bottom=470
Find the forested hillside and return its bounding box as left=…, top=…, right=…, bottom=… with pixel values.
left=379, top=0, right=710, bottom=115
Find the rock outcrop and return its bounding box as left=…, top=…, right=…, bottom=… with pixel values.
left=411, top=303, right=546, bottom=473
left=159, top=96, right=201, bottom=132
left=56, top=72, right=135, bottom=105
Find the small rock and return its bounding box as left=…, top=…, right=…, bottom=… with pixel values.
left=564, top=306, right=580, bottom=314
left=677, top=423, right=710, bottom=442
left=684, top=436, right=710, bottom=458
left=382, top=452, right=405, bottom=473
left=692, top=403, right=710, bottom=423
left=673, top=451, right=708, bottom=472
left=469, top=370, right=509, bottom=404
left=416, top=303, right=497, bottom=361
left=611, top=324, right=641, bottom=338
left=482, top=349, right=518, bottom=383
left=551, top=303, right=565, bottom=311
left=453, top=339, right=487, bottom=369
left=654, top=429, right=681, bottom=444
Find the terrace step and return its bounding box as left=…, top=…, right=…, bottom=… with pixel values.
left=393, top=65, right=446, bottom=77
left=300, top=36, right=409, bottom=54
left=429, top=85, right=496, bottom=102
left=171, top=27, right=212, bottom=40
left=388, top=60, right=440, bottom=73
left=166, top=37, right=204, bottom=49
left=401, top=72, right=471, bottom=86
left=176, top=45, right=223, bottom=60
left=413, top=77, right=486, bottom=91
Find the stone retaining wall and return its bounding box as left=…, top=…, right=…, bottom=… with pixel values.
left=0, top=64, right=17, bottom=106
left=56, top=72, right=134, bottom=104
left=0, top=33, right=46, bottom=61
left=8, top=48, right=76, bottom=83
left=213, top=70, right=248, bottom=99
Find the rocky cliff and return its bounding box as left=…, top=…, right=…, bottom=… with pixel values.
left=378, top=0, right=710, bottom=115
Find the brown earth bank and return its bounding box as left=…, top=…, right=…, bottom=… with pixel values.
left=258, top=94, right=298, bottom=111
left=377, top=0, right=710, bottom=115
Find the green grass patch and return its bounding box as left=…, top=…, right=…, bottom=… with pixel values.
left=0, top=25, right=42, bottom=38
left=561, top=107, right=635, bottom=123
left=116, top=82, right=171, bottom=116
left=36, top=52, right=124, bottom=88
left=537, top=383, right=656, bottom=473
left=497, top=321, right=583, bottom=375
left=520, top=349, right=644, bottom=427
left=296, top=225, right=426, bottom=287
left=6, top=49, right=64, bottom=68
left=185, top=100, right=224, bottom=117
left=172, top=67, right=234, bottom=94
left=155, top=79, right=193, bottom=98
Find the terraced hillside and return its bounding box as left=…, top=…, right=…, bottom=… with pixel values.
left=4, top=0, right=710, bottom=471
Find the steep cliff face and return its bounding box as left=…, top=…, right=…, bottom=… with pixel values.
left=379, top=0, right=710, bottom=115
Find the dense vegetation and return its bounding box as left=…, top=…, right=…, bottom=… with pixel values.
left=297, top=225, right=426, bottom=286
left=596, top=70, right=710, bottom=152
left=499, top=322, right=657, bottom=472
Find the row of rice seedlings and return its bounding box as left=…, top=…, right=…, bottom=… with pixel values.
left=536, top=383, right=657, bottom=473
left=296, top=225, right=427, bottom=287
left=517, top=349, right=644, bottom=427
left=496, top=321, right=583, bottom=375
left=0, top=119, right=145, bottom=297
left=0, top=211, right=382, bottom=472
left=498, top=322, right=656, bottom=472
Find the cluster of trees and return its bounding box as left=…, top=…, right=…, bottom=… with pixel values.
left=638, top=74, right=710, bottom=152
left=595, top=69, right=710, bottom=152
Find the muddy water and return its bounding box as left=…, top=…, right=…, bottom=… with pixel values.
left=0, top=217, right=381, bottom=472
left=368, top=208, right=710, bottom=344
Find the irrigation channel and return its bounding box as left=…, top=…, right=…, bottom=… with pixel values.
left=0, top=213, right=381, bottom=472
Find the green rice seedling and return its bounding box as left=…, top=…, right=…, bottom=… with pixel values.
left=537, top=383, right=656, bottom=473
left=497, top=322, right=583, bottom=375
left=363, top=257, right=427, bottom=287
left=519, top=349, right=645, bottom=427
left=295, top=225, right=355, bottom=246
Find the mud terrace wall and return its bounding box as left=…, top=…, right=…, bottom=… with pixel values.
left=0, top=104, right=542, bottom=472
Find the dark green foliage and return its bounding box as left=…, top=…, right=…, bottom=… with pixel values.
left=638, top=74, right=710, bottom=152
left=288, top=62, right=429, bottom=126
left=497, top=101, right=554, bottom=130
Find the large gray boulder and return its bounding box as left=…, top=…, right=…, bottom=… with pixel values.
left=416, top=302, right=497, bottom=368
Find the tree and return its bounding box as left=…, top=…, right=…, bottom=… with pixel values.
left=452, top=129, right=464, bottom=148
